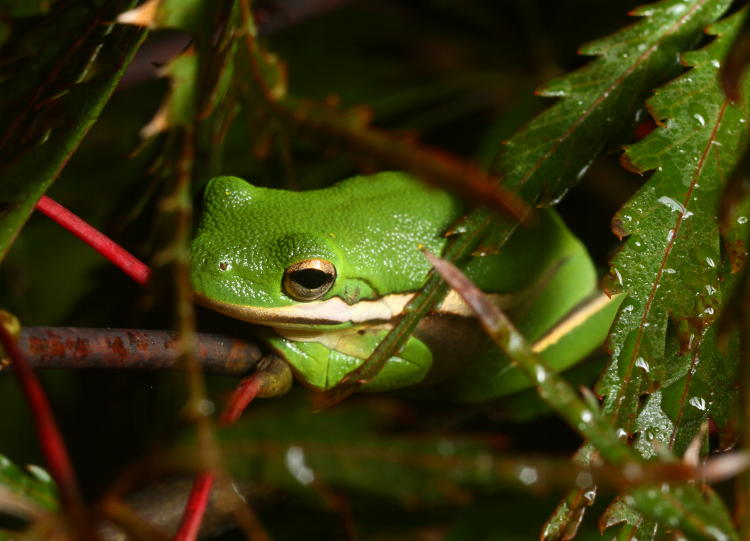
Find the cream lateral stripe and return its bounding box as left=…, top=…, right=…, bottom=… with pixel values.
left=194, top=291, right=415, bottom=327
left=531, top=292, right=621, bottom=353
left=194, top=289, right=513, bottom=328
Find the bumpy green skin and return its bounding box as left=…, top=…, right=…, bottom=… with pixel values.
left=192, top=172, right=460, bottom=312
left=191, top=172, right=617, bottom=400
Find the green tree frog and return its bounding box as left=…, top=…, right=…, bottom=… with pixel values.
left=191, top=172, right=622, bottom=402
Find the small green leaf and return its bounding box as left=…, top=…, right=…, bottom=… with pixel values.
left=495, top=0, right=734, bottom=203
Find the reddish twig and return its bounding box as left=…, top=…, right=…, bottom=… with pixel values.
left=174, top=374, right=265, bottom=541
left=6, top=327, right=263, bottom=376
left=35, top=195, right=151, bottom=285
left=0, top=322, right=91, bottom=538
left=173, top=472, right=214, bottom=541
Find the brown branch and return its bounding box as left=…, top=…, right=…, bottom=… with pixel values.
left=0, top=328, right=263, bottom=376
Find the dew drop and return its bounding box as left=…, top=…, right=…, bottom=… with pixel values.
left=197, top=399, right=215, bottom=416
left=668, top=3, right=687, bottom=15
left=693, top=113, right=705, bottom=126
left=535, top=365, right=547, bottom=384
left=27, top=464, right=52, bottom=484
left=738, top=216, right=748, bottom=224
left=613, top=268, right=623, bottom=286
left=577, top=163, right=591, bottom=180
left=285, top=446, right=315, bottom=485
left=658, top=195, right=685, bottom=214
left=706, top=257, right=716, bottom=268
left=519, top=466, right=538, bottom=485
left=635, top=357, right=650, bottom=372
left=689, top=396, right=706, bottom=411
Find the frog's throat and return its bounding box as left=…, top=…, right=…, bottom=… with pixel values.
left=194, top=290, right=514, bottom=329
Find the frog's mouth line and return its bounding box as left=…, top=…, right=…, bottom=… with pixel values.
left=193, top=291, right=416, bottom=328
left=194, top=290, right=513, bottom=329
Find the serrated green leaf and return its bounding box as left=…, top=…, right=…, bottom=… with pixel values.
left=601, top=6, right=748, bottom=447
left=627, top=483, right=737, bottom=540
left=494, top=0, right=733, bottom=203
left=592, top=9, right=749, bottom=541
left=0, top=0, right=145, bottom=262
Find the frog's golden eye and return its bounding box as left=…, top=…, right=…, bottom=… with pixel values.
left=282, top=259, right=336, bottom=301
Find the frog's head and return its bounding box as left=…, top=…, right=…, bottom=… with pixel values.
left=191, top=176, right=415, bottom=330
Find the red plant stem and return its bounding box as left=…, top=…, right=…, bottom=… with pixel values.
left=35, top=195, right=151, bottom=285
left=219, top=374, right=264, bottom=425
left=173, top=472, right=214, bottom=541
left=12, top=327, right=263, bottom=375
left=173, top=375, right=264, bottom=541
left=0, top=322, right=89, bottom=533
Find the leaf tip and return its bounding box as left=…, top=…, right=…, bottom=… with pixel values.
left=618, top=151, right=642, bottom=176
left=117, top=0, right=160, bottom=28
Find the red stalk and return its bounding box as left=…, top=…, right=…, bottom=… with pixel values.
left=174, top=375, right=265, bottom=541
left=35, top=195, right=151, bottom=285
left=0, top=322, right=90, bottom=535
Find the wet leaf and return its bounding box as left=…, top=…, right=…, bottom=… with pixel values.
left=627, top=483, right=737, bottom=540
left=595, top=9, right=750, bottom=540
left=600, top=6, right=749, bottom=454
left=0, top=0, right=145, bottom=262
left=495, top=0, right=734, bottom=204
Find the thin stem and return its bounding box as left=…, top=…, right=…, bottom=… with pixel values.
left=174, top=372, right=268, bottom=541
left=7, top=327, right=263, bottom=376
left=35, top=195, right=151, bottom=285
left=173, top=472, right=214, bottom=541
left=0, top=321, right=91, bottom=538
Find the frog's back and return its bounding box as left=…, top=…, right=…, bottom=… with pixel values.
left=278, top=171, right=461, bottom=233
left=193, top=172, right=464, bottom=307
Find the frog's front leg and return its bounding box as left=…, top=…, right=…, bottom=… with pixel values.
left=263, top=327, right=433, bottom=392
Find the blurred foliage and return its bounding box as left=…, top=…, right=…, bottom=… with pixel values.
left=0, top=0, right=749, bottom=539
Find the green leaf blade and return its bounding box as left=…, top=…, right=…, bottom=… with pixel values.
left=603, top=8, right=749, bottom=440
left=495, top=0, right=733, bottom=203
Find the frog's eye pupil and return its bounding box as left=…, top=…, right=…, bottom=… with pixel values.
left=283, top=259, right=336, bottom=301
left=290, top=268, right=329, bottom=290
